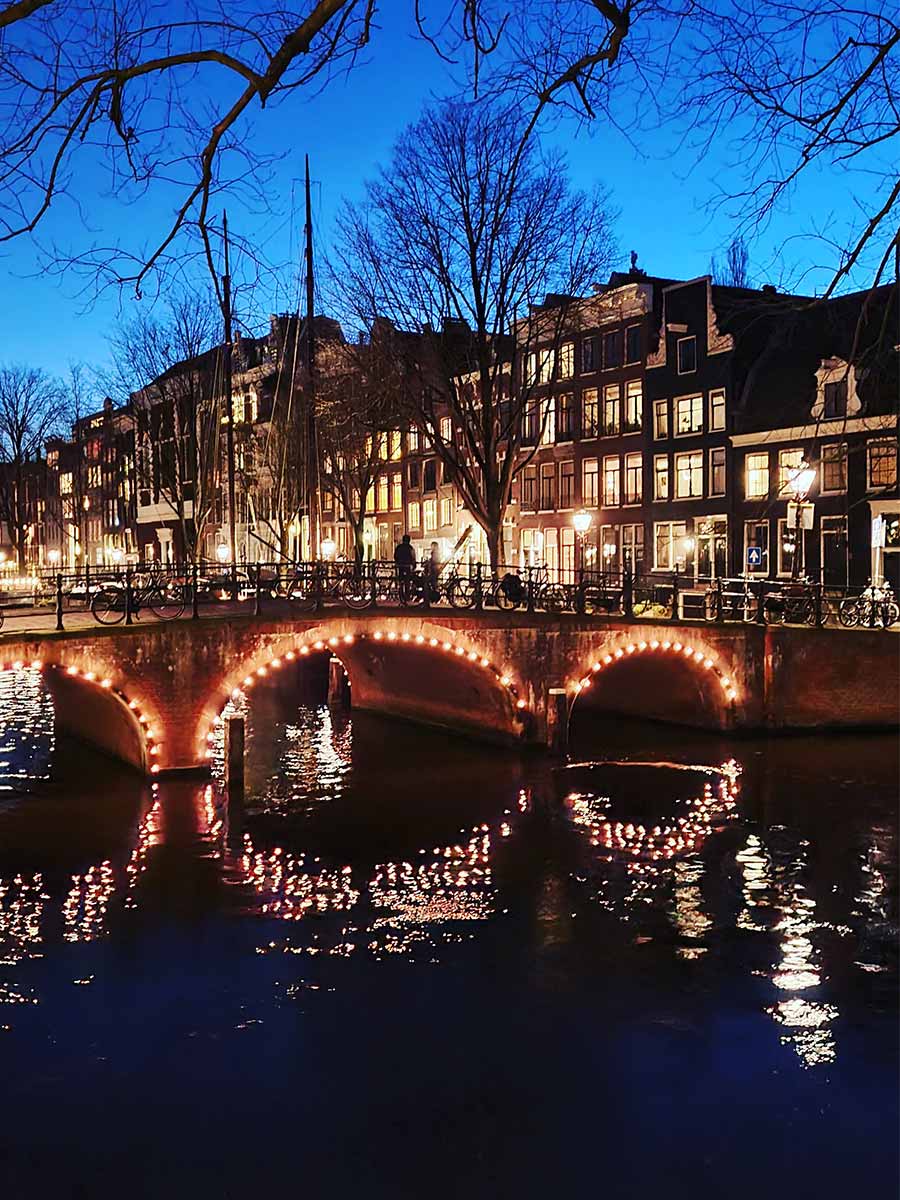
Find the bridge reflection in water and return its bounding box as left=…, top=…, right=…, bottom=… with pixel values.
left=0, top=666, right=896, bottom=1194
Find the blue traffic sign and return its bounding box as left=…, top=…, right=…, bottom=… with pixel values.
left=746, top=546, right=763, bottom=568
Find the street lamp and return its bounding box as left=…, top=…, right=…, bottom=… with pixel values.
left=216, top=543, right=231, bottom=564
left=48, top=549, right=61, bottom=567
left=320, top=536, right=337, bottom=561
left=111, top=547, right=123, bottom=565
left=572, top=509, right=592, bottom=575
left=787, top=461, right=816, bottom=580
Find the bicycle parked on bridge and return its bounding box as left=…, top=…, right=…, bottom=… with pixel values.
left=91, top=568, right=185, bottom=625
left=838, top=581, right=899, bottom=629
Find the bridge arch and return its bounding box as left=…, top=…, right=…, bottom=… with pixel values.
left=566, top=633, right=742, bottom=732
left=196, top=617, right=533, bottom=765
left=2, top=657, right=155, bottom=774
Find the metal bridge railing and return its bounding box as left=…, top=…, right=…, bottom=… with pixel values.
left=0, top=561, right=895, bottom=633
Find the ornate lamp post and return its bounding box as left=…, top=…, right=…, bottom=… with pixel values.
left=572, top=509, right=592, bottom=577
left=787, top=461, right=816, bottom=580
left=320, top=536, right=337, bottom=562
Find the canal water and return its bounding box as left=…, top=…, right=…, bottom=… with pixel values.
left=0, top=663, right=896, bottom=1198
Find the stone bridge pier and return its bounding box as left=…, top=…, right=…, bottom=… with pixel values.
left=0, top=611, right=895, bottom=774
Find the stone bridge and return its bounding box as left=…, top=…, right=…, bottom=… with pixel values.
left=1, top=610, right=896, bottom=774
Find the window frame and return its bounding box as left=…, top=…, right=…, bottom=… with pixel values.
left=867, top=439, right=898, bottom=491
left=674, top=394, right=703, bottom=437
left=709, top=446, right=726, bottom=497
left=653, top=453, right=670, bottom=501
left=709, top=389, right=726, bottom=431
left=674, top=449, right=704, bottom=499
left=745, top=451, right=769, bottom=500
left=676, top=335, right=697, bottom=375
left=653, top=399, right=669, bottom=440
left=820, top=441, right=848, bottom=495
left=624, top=451, right=643, bottom=506
left=602, top=454, right=621, bottom=507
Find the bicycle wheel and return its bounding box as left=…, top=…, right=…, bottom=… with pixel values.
left=881, top=601, right=899, bottom=628
left=340, top=574, right=372, bottom=609
left=447, top=578, right=476, bottom=609
left=838, top=599, right=859, bottom=628
left=148, top=585, right=185, bottom=621
left=539, top=584, right=568, bottom=614
left=92, top=586, right=126, bottom=625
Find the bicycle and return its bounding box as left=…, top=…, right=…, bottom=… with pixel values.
left=91, top=570, right=185, bottom=624
left=839, top=581, right=899, bottom=629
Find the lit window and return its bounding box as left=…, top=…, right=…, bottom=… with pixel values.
left=654, top=520, right=688, bottom=570
left=624, top=381, right=642, bottom=432
left=539, top=396, right=556, bottom=445
left=654, top=454, right=669, bottom=500
left=377, top=475, right=389, bottom=512
left=709, top=447, right=726, bottom=497
left=868, top=439, right=898, bottom=489
left=709, top=389, right=725, bottom=431
left=675, top=395, right=703, bottom=435
left=389, top=431, right=402, bottom=461
left=777, top=517, right=805, bottom=577
left=653, top=399, right=669, bottom=440
left=582, top=458, right=598, bottom=507
left=745, top=452, right=769, bottom=499
left=440, top=497, right=453, bottom=526
left=602, top=456, right=620, bottom=506
left=424, top=498, right=437, bottom=532
left=674, top=450, right=703, bottom=498
left=559, top=342, right=574, bottom=379
left=390, top=472, right=402, bottom=510
left=60, top=472, right=73, bottom=495
left=582, top=389, right=599, bottom=438
left=538, top=348, right=555, bottom=384
left=677, top=336, right=697, bottom=374
left=440, top=417, right=452, bottom=442
left=778, top=447, right=805, bottom=492
left=624, top=452, right=642, bottom=504
left=407, top=500, right=421, bottom=529
left=408, top=427, right=420, bottom=453
left=602, top=385, right=620, bottom=436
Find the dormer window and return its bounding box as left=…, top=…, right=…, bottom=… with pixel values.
left=814, top=358, right=861, bottom=420
left=823, top=379, right=847, bottom=418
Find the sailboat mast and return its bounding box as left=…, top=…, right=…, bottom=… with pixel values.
left=304, top=154, right=320, bottom=561
left=222, top=210, right=237, bottom=565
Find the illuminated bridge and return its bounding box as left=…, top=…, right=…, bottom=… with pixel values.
left=0, top=609, right=895, bottom=774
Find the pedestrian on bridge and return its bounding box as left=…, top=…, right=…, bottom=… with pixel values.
left=394, top=534, right=416, bottom=603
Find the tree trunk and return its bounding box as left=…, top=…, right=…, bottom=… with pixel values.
left=486, top=522, right=502, bottom=573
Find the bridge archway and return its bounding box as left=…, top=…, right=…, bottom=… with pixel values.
left=2, top=658, right=154, bottom=775
left=566, top=634, right=741, bottom=733
left=196, top=618, right=533, bottom=765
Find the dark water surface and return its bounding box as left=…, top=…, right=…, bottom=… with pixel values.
left=0, top=664, right=896, bottom=1198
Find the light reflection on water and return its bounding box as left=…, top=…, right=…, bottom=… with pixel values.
left=0, top=665, right=896, bottom=1191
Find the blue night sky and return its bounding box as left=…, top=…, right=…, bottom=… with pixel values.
left=0, top=21, right=866, bottom=392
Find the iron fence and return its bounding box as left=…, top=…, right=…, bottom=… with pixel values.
left=0, top=560, right=895, bottom=632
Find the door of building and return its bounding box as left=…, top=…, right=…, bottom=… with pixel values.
left=820, top=516, right=848, bottom=587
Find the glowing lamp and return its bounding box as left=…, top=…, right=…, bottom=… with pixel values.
left=215, top=543, right=231, bottom=563
left=320, top=537, right=337, bottom=561
left=572, top=509, right=592, bottom=536
left=789, top=462, right=816, bottom=499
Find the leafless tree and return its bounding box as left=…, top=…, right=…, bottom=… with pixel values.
left=710, top=237, right=751, bottom=288
left=684, top=1, right=900, bottom=298
left=316, top=337, right=403, bottom=566
left=109, top=293, right=224, bottom=561
left=0, top=364, right=68, bottom=569
left=334, top=99, right=615, bottom=568
left=0, top=1, right=649, bottom=299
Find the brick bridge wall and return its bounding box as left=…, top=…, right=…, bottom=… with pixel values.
left=1, top=612, right=896, bottom=773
